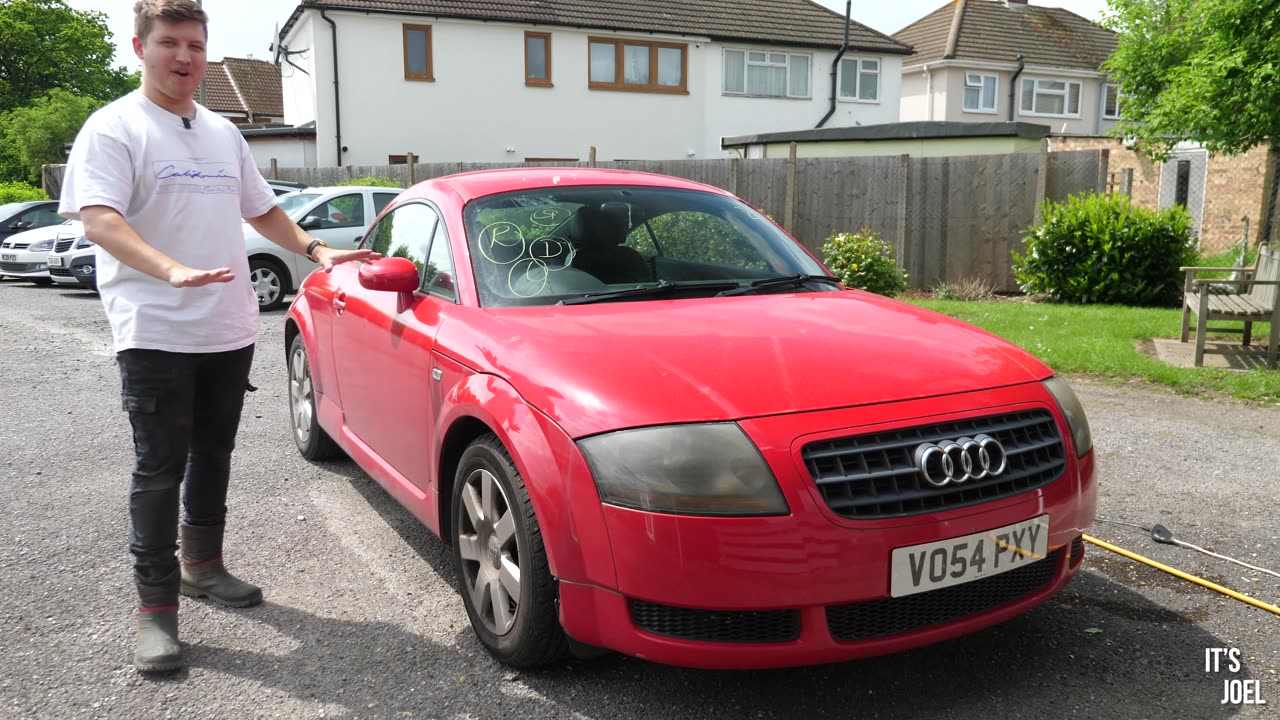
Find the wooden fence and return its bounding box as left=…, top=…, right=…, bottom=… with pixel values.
left=41, top=144, right=1106, bottom=292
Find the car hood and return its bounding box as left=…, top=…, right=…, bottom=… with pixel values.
left=3, top=221, right=82, bottom=245
left=440, top=292, right=1052, bottom=438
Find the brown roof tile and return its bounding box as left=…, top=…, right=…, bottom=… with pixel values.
left=201, top=61, right=244, bottom=114
left=222, top=57, right=285, bottom=118
left=893, top=0, right=1117, bottom=71
left=283, top=0, right=913, bottom=53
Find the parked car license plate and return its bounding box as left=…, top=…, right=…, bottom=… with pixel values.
left=890, top=515, right=1050, bottom=597
left=47, top=255, right=63, bottom=267
left=1, top=253, right=15, bottom=261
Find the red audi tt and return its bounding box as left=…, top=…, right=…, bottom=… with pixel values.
left=284, top=168, right=1096, bottom=670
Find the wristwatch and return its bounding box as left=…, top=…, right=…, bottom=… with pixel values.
left=306, top=239, right=328, bottom=261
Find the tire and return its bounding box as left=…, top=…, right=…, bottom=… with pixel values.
left=250, top=257, right=289, bottom=312
left=287, top=334, right=342, bottom=460
left=452, top=434, right=568, bottom=668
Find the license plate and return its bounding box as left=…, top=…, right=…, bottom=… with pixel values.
left=1, top=254, right=14, bottom=261
left=890, top=515, right=1050, bottom=598
left=47, top=255, right=63, bottom=267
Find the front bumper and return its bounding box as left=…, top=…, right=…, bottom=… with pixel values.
left=554, top=384, right=1097, bottom=669
left=0, top=249, right=51, bottom=278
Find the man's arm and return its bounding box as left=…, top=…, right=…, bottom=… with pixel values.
left=245, top=205, right=380, bottom=270
left=81, top=205, right=234, bottom=287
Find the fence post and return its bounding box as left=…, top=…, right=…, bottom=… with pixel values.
left=897, top=153, right=913, bottom=287
left=1034, top=138, right=1049, bottom=225
left=589, top=146, right=597, bottom=168
left=784, top=142, right=797, bottom=233
left=269, top=157, right=278, bottom=180
left=730, top=156, right=740, bottom=197
left=1095, top=148, right=1110, bottom=194
left=407, top=152, right=416, bottom=185
left=1121, top=167, right=1134, bottom=197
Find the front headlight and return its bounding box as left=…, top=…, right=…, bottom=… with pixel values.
left=578, top=423, right=789, bottom=516
left=1043, top=376, right=1092, bottom=457
left=74, top=235, right=92, bottom=248
left=30, top=239, right=54, bottom=252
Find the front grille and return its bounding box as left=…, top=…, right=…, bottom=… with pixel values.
left=630, top=599, right=800, bottom=644
left=826, top=549, right=1061, bottom=641
left=0, top=262, right=45, bottom=273
left=49, top=267, right=73, bottom=277
left=1069, top=536, right=1085, bottom=565
left=54, top=238, right=75, bottom=253
left=802, top=410, right=1066, bottom=519
left=2, top=242, right=30, bottom=250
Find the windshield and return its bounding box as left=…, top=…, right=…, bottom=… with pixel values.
left=463, top=186, right=829, bottom=307
left=276, top=192, right=322, bottom=218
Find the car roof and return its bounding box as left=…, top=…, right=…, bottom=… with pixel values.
left=413, top=168, right=731, bottom=204
left=0, top=200, right=56, bottom=215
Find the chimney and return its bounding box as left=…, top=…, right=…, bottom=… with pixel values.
left=1005, top=0, right=1029, bottom=7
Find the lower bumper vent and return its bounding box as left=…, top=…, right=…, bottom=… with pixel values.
left=826, top=549, right=1061, bottom=642
left=630, top=599, right=800, bottom=644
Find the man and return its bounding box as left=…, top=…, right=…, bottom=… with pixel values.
left=58, top=0, right=378, bottom=673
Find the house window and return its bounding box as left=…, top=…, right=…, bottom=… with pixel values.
left=526, top=32, right=552, bottom=87
left=403, top=24, right=433, bottom=81
left=722, top=49, right=811, bottom=98
left=838, top=57, right=879, bottom=102
left=1103, top=83, right=1122, bottom=119
left=963, top=72, right=998, bottom=113
left=1020, top=77, right=1081, bottom=117
left=587, top=37, right=687, bottom=93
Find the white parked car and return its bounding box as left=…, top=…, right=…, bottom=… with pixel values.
left=246, top=185, right=402, bottom=310
left=0, top=220, right=82, bottom=284
left=46, top=222, right=97, bottom=290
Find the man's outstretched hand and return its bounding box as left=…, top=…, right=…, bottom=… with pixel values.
left=168, top=266, right=235, bottom=288
left=314, top=246, right=382, bottom=271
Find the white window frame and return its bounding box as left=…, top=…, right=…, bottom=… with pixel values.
left=722, top=48, right=812, bottom=99
left=962, top=72, right=999, bottom=114
left=837, top=56, right=880, bottom=103
left=1102, top=83, right=1123, bottom=120
left=1019, top=76, right=1082, bottom=118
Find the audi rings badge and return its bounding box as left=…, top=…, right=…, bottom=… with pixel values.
left=913, top=434, right=1007, bottom=487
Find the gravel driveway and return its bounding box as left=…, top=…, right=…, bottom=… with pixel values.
left=1, top=279, right=1277, bottom=720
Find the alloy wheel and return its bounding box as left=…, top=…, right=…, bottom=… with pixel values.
left=289, top=343, right=313, bottom=445
left=457, top=468, right=521, bottom=636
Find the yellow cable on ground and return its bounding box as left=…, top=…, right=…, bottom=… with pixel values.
left=1083, top=534, right=1280, bottom=617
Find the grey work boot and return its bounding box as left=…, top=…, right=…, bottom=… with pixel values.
left=134, top=609, right=182, bottom=672
left=179, top=523, right=263, bottom=608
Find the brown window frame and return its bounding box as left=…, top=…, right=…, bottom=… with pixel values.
left=525, top=31, right=552, bottom=87
left=403, top=24, right=434, bottom=82
left=587, top=37, right=688, bottom=94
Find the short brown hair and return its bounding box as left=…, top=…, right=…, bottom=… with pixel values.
left=134, top=0, right=208, bottom=42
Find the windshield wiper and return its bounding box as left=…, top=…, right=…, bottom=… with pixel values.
left=558, top=280, right=739, bottom=305
left=716, top=274, right=845, bottom=297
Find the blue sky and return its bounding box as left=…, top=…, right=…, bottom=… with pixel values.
left=65, top=0, right=1110, bottom=70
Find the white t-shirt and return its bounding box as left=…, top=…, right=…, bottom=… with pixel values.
left=59, top=90, right=277, bottom=353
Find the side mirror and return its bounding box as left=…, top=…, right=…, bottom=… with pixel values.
left=358, top=257, right=419, bottom=294
left=298, top=216, right=323, bottom=230
left=9, top=221, right=31, bottom=230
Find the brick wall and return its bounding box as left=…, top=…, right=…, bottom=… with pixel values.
left=1050, top=136, right=1277, bottom=254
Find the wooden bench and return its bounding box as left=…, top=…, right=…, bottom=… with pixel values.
left=1180, top=244, right=1279, bottom=368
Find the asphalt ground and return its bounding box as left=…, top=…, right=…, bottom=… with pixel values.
left=1, top=278, right=1277, bottom=720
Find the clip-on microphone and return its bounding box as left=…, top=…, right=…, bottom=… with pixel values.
left=182, top=116, right=192, bottom=129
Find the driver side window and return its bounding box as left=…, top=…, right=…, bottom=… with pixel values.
left=367, top=203, right=437, bottom=283
left=633, top=211, right=769, bottom=270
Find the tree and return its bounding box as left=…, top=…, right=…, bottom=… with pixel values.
left=0, top=0, right=138, bottom=114
left=0, top=89, right=103, bottom=182
left=1103, top=0, right=1280, bottom=241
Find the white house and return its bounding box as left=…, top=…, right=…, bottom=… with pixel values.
left=271, top=0, right=913, bottom=166
left=892, top=0, right=1120, bottom=136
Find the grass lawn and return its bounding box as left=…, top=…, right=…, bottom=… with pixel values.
left=909, top=298, right=1280, bottom=404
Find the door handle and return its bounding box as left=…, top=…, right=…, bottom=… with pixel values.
left=333, top=291, right=346, bottom=317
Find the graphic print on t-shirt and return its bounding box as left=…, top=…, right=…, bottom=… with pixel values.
left=153, top=160, right=239, bottom=195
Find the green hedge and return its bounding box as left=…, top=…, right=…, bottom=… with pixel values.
left=820, top=229, right=909, bottom=297
left=1012, top=192, right=1196, bottom=306
left=0, top=181, right=48, bottom=204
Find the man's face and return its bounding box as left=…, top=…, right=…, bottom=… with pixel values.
left=133, top=18, right=207, bottom=103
